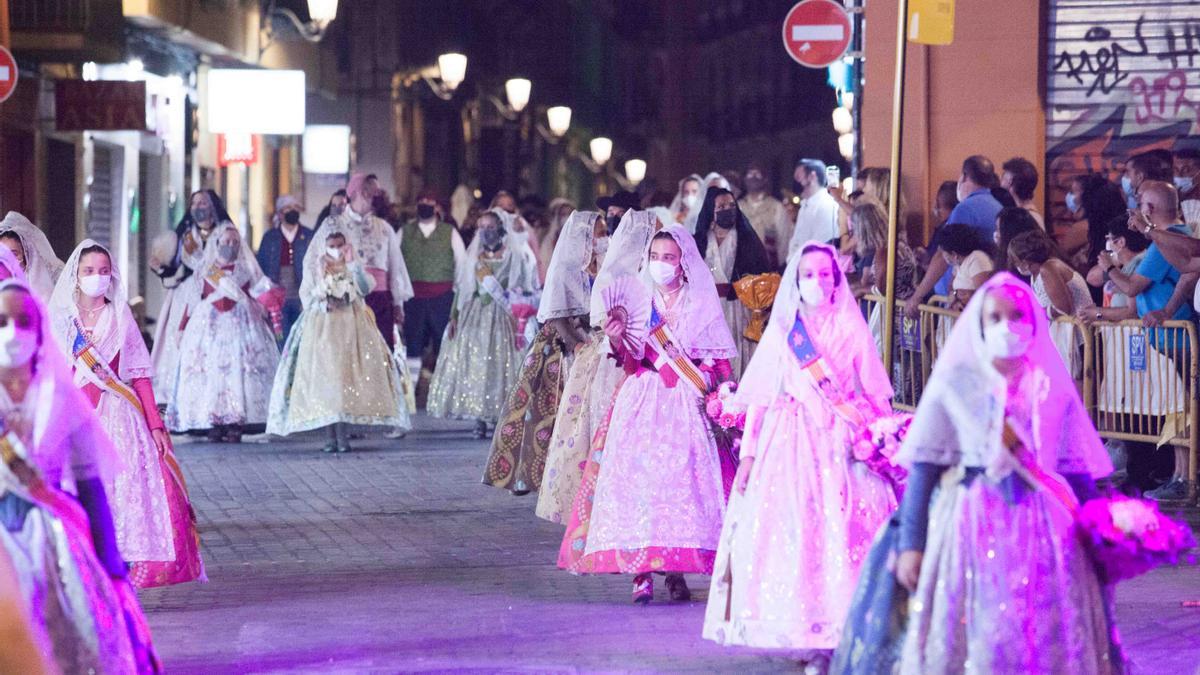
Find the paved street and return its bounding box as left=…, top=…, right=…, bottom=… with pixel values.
left=140, top=414, right=1200, bottom=674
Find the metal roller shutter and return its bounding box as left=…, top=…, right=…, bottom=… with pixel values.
left=1045, top=0, right=1200, bottom=218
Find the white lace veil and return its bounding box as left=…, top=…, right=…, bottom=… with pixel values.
left=538, top=210, right=598, bottom=322
left=199, top=221, right=267, bottom=288
left=895, top=273, right=1112, bottom=479
left=301, top=214, right=350, bottom=309
left=453, top=211, right=538, bottom=311
left=48, top=240, right=152, bottom=382
left=639, top=223, right=737, bottom=360
left=668, top=173, right=703, bottom=222
left=684, top=172, right=733, bottom=234
left=736, top=240, right=892, bottom=410
left=0, top=212, right=65, bottom=300
left=590, top=209, right=656, bottom=327
left=0, top=246, right=26, bottom=282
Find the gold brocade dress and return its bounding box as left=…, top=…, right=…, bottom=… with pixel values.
left=267, top=264, right=408, bottom=434
left=428, top=257, right=523, bottom=423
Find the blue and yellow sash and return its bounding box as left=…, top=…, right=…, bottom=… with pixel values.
left=646, top=302, right=709, bottom=396
left=788, top=313, right=866, bottom=427
left=71, top=318, right=143, bottom=415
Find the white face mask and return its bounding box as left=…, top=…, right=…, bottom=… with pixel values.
left=326, top=247, right=343, bottom=260
left=0, top=323, right=38, bottom=368
left=984, top=320, right=1035, bottom=359
left=1105, top=241, right=1116, bottom=254
left=682, top=194, right=699, bottom=211
left=648, top=260, right=679, bottom=286
left=78, top=273, right=111, bottom=299
left=593, top=236, right=610, bottom=267
left=798, top=277, right=830, bottom=306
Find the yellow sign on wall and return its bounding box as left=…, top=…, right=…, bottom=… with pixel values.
left=908, top=0, right=955, bottom=45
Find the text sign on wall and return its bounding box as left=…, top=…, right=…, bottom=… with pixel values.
left=55, top=80, right=147, bottom=131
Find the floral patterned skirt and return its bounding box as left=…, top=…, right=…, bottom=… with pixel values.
left=534, top=334, right=625, bottom=524
left=557, top=370, right=724, bottom=575
left=482, top=324, right=568, bottom=493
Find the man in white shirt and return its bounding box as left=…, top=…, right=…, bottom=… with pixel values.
left=739, top=163, right=793, bottom=268
left=344, top=172, right=414, bottom=351
left=787, top=158, right=841, bottom=258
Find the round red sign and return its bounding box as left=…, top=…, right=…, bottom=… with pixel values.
left=782, top=0, right=853, bottom=69
left=0, top=47, right=17, bottom=104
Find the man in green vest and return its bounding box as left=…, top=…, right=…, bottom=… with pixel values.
left=400, top=191, right=465, bottom=403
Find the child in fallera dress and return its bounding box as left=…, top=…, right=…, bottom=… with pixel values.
left=268, top=222, right=409, bottom=452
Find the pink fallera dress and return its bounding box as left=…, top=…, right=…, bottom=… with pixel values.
left=704, top=241, right=897, bottom=651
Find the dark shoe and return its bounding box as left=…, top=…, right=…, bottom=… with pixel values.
left=664, top=574, right=691, bottom=602
left=224, top=429, right=242, bottom=444
left=321, top=442, right=338, bottom=454
left=632, top=574, right=653, bottom=604
left=206, top=426, right=224, bottom=442
left=1146, top=478, right=1188, bottom=501
left=472, top=420, right=488, bottom=439
left=336, top=441, right=351, bottom=454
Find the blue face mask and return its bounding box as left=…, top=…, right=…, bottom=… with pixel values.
left=1175, top=175, right=1194, bottom=194
left=1065, top=192, right=1079, bottom=215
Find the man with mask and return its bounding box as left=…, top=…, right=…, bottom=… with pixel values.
left=256, top=194, right=312, bottom=342
left=787, top=158, right=841, bottom=258
left=904, top=155, right=1004, bottom=318
left=739, top=163, right=792, bottom=269
left=1122, top=150, right=1174, bottom=211
left=693, top=187, right=771, bottom=376
left=1172, top=148, right=1200, bottom=233
left=400, top=190, right=466, bottom=405
left=595, top=190, right=640, bottom=237
left=343, top=172, right=414, bottom=351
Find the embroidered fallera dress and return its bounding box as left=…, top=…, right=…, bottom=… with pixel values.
left=558, top=224, right=736, bottom=576
left=428, top=226, right=540, bottom=424
left=268, top=220, right=408, bottom=435
left=703, top=242, right=897, bottom=651
left=168, top=223, right=280, bottom=431
left=48, top=240, right=204, bottom=587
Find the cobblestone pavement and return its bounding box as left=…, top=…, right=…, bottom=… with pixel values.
left=141, top=415, right=1200, bottom=674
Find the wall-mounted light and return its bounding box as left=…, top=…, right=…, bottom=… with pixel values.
left=505, top=78, right=531, bottom=114
left=838, top=132, right=855, bottom=161
left=306, top=0, right=339, bottom=27
left=590, top=137, right=613, bottom=166
left=832, top=107, right=854, bottom=135
left=624, top=158, right=647, bottom=185
left=302, top=125, right=352, bottom=174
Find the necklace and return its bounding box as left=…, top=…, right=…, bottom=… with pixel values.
left=77, top=302, right=105, bottom=318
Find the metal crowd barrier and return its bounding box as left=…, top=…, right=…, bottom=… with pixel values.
left=856, top=293, right=1198, bottom=503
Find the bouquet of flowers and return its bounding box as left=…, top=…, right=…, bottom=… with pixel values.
left=251, top=278, right=286, bottom=340
left=703, top=381, right=745, bottom=499
left=851, top=412, right=913, bottom=499
left=508, top=289, right=540, bottom=350
left=317, top=271, right=357, bottom=310
left=1076, top=495, right=1196, bottom=584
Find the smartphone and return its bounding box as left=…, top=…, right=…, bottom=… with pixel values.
left=826, top=165, right=841, bottom=187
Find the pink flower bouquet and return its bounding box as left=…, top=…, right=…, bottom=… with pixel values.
left=703, top=381, right=744, bottom=500
left=1077, top=495, right=1196, bottom=584
left=851, top=413, right=912, bottom=499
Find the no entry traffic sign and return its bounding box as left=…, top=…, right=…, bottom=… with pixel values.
left=0, top=47, right=17, bottom=103
left=782, top=0, right=853, bottom=69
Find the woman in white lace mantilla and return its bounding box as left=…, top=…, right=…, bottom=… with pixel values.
left=0, top=211, right=65, bottom=301
left=167, top=222, right=280, bottom=442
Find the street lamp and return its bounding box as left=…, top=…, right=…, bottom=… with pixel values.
left=437, top=53, right=468, bottom=92
left=589, top=137, right=613, bottom=166
left=505, top=78, right=531, bottom=114
left=546, top=106, right=571, bottom=137
left=306, top=0, right=339, bottom=27
left=624, top=158, right=647, bottom=186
